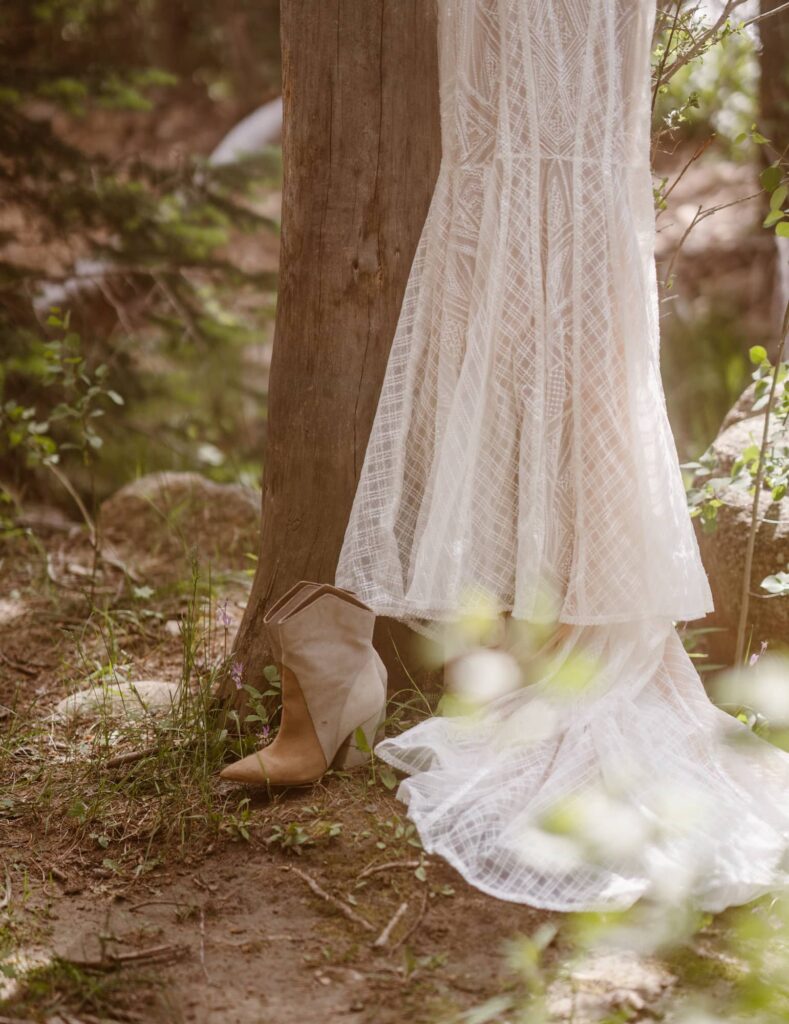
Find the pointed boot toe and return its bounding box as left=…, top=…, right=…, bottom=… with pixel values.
left=219, top=751, right=272, bottom=786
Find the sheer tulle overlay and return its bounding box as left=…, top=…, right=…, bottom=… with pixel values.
left=335, top=0, right=789, bottom=911
left=375, top=622, right=789, bottom=912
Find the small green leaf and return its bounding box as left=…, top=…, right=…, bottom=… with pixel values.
left=761, top=165, right=783, bottom=192
left=379, top=765, right=398, bottom=790
left=262, top=664, right=280, bottom=683
left=749, top=345, right=768, bottom=365
left=354, top=725, right=371, bottom=754
left=763, top=209, right=786, bottom=228
left=106, top=390, right=124, bottom=405
left=770, top=185, right=788, bottom=210
left=777, top=222, right=789, bottom=238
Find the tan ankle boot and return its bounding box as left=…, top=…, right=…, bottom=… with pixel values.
left=220, top=586, right=387, bottom=787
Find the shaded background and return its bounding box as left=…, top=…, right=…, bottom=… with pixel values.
left=1, top=0, right=785, bottom=509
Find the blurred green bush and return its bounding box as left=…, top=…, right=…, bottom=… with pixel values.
left=1, top=0, right=281, bottom=516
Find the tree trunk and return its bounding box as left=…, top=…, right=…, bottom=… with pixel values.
left=759, top=0, right=789, bottom=146
left=217, top=0, right=441, bottom=717
left=759, top=0, right=789, bottom=334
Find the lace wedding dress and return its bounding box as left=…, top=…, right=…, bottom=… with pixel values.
left=334, top=0, right=789, bottom=912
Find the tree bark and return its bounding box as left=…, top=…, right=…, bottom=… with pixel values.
left=759, top=1, right=789, bottom=334
left=217, top=0, right=441, bottom=716
left=759, top=0, right=789, bottom=146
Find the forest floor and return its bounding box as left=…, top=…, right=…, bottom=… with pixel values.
left=1, top=80, right=778, bottom=1024
left=0, top=499, right=754, bottom=1024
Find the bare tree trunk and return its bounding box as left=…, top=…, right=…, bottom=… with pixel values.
left=760, top=0, right=789, bottom=329
left=759, top=0, right=789, bottom=146
left=217, top=1, right=441, bottom=716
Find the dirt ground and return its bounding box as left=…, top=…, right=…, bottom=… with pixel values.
left=5, top=27, right=787, bottom=1015
left=0, top=505, right=750, bottom=1024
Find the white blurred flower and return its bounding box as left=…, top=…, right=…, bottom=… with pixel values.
left=196, top=442, right=225, bottom=466
left=676, top=1009, right=729, bottom=1024
left=564, top=789, right=652, bottom=864
left=717, top=655, right=789, bottom=726
left=512, top=823, right=584, bottom=874
left=650, top=781, right=712, bottom=832
left=445, top=647, right=523, bottom=706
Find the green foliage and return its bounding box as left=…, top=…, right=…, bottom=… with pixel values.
left=663, top=308, right=751, bottom=459
left=0, top=955, right=160, bottom=1020
left=1, top=0, right=281, bottom=509
left=1, top=314, right=123, bottom=473
left=653, top=4, right=759, bottom=152
left=266, top=817, right=343, bottom=855
left=686, top=341, right=789, bottom=597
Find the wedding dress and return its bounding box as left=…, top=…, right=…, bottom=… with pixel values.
left=334, top=0, right=789, bottom=912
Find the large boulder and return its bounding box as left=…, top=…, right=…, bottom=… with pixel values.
left=695, top=388, right=789, bottom=663
left=100, top=471, right=260, bottom=583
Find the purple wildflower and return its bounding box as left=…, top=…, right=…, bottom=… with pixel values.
left=261, top=724, right=271, bottom=743
left=231, top=661, right=244, bottom=690
left=216, top=600, right=231, bottom=629
left=749, top=641, right=768, bottom=667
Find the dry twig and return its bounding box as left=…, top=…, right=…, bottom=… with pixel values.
left=0, top=651, right=38, bottom=677
left=392, top=885, right=430, bottom=951
left=373, top=900, right=409, bottom=949
left=68, top=943, right=187, bottom=970
left=358, top=858, right=422, bottom=880
left=199, top=906, right=209, bottom=982
left=280, top=865, right=375, bottom=932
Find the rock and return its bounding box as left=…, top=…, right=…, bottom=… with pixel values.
left=719, top=379, right=765, bottom=432
left=695, top=404, right=789, bottom=664
left=99, top=471, right=259, bottom=583
left=53, top=679, right=180, bottom=723
left=547, top=950, right=675, bottom=1023
left=0, top=946, right=53, bottom=1002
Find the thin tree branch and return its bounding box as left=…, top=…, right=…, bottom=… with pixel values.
left=734, top=302, right=789, bottom=665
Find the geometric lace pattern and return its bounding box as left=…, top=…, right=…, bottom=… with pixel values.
left=335, top=0, right=789, bottom=912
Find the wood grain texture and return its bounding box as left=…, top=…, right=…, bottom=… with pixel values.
left=220, top=0, right=441, bottom=712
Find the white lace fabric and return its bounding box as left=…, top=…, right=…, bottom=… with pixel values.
left=376, top=620, right=789, bottom=912
left=334, top=0, right=789, bottom=911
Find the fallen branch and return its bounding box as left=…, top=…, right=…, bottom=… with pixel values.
left=392, top=885, right=430, bottom=951
left=67, top=943, right=187, bottom=971
left=104, top=746, right=161, bottom=768
left=0, top=650, right=38, bottom=677
left=199, top=907, right=209, bottom=982
left=373, top=900, right=409, bottom=949
left=280, top=865, right=375, bottom=932
left=129, top=899, right=191, bottom=913
left=109, top=943, right=185, bottom=964
left=358, top=858, right=422, bottom=880
left=103, top=737, right=196, bottom=769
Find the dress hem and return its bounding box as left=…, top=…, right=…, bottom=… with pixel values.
left=372, top=735, right=785, bottom=915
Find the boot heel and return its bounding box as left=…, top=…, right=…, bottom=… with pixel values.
left=332, top=704, right=387, bottom=770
